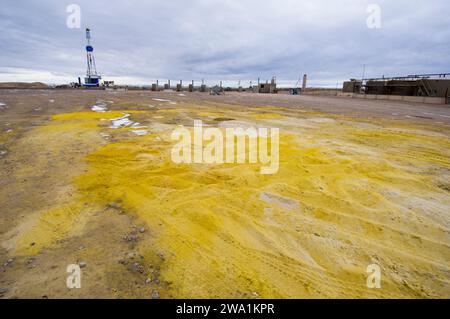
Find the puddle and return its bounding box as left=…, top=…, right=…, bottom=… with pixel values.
left=214, top=117, right=235, bottom=122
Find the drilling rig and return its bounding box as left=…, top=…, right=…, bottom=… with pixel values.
left=83, top=28, right=101, bottom=87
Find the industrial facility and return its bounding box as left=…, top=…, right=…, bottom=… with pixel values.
left=343, top=74, right=450, bottom=98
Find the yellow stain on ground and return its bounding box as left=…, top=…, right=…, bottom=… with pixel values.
left=11, top=106, right=450, bottom=298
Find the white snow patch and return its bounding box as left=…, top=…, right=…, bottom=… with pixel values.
left=92, top=105, right=107, bottom=112
left=153, top=98, right=173, bottom=103
left=308, top=117, right=336, bottom=123
left=131, top=122, right=147, bottom=129
left=100, top=133, right=110, bottom=140
left=132, top=130, right=149, bottom=136
left=110, top=114, right=133, bottom=128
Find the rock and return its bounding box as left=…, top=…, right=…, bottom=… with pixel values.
left=0, top=288, right=8, bottom=295
left=151, top=290, right=160, bottom=299
left=145, top=278, right=152, bottom=284
left=26, top=258, right=37, bottom=269
left=128, top=262, right=145, bottom=274
left=3, top=258, right=14, bottom=267
left=123, top=234, right=138, bottom=242
left=78, top=261, right=87, bottom=268
left=156, top=252, right=165, bottom=261
left=139, top=227, right=146, bottom=233
left=118, top=259, right=127, bottom=265
left=107, top=202, right=121, bottom=210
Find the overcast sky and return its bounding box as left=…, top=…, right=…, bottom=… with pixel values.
left=1, top=0, right=449, bottom=87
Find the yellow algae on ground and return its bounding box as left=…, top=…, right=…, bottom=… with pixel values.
left=14, top=202, right=90, bottom=255
left=250, top=112, right=284, bottom=119
left=10, top=104, right=450, bottom=298
left=74, top=114, right=449, bottom=298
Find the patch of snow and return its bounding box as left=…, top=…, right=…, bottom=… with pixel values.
left=132, top=130, right=149, bottom=136
left=308, top=117, right=336, bottom=123
left=153, top=98, right=173, bottom=103
left=110, top=113, right=132, bottom=128
left=91, top=100, right=108, bottom=112
left=92, top=105, right=107, bottom=112
left=131, top=123, right=147, bottom=129
left=100, top=133, right=110, bottom=140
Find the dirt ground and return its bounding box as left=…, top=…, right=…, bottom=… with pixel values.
left=0, top=89, right=449, bottom=299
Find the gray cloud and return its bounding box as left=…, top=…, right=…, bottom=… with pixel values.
left=0, top=0, right=449, bottom=87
